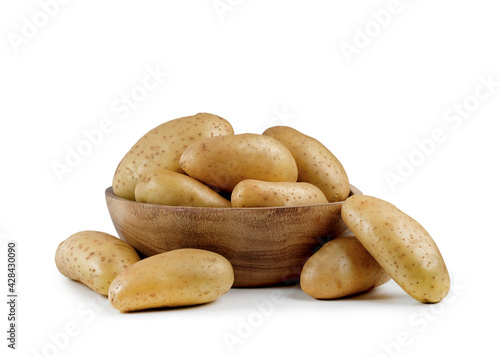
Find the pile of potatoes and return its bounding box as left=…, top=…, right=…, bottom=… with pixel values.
left=55, top=112, right=450, bottom=312
left=112, top=112, right=350, bottom=208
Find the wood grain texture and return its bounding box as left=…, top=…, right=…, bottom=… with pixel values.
left=105, top=185, right=361, bottom=287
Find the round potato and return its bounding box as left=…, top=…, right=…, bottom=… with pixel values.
left=179, top=133, right=298, bottom=192
left=341, top=195, right=450, bottom=303
left=231, top=179, right=328, bottom=207
left=108, top=248, right=234, bottom=312
left=263, top=126, right=349, bottom=202
left=300, top=236, right=391, bottom=299
left=135, top=169, right=231, bottom=207
left=113, top=113, right=234, bottom=200
left=55, top=231, right=140, bottom=295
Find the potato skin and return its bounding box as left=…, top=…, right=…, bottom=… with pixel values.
left=263, top=126, right=349, bottom=202
left=300, top=236, right=391, bottom=299
left=108, top=249, right=234, bottom=312
left=55, top=231, right=140, bottom=295
left=113, top=113, right=234, bottom=200
left=135, top=169, right=231, bottom=207
left=341, top=195, right=450, bottom=303
left=179, top=133, right=298, bottom=192
left=231, top=179, right=328, bottom=207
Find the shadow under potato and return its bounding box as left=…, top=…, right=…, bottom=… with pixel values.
left=117, top=300, right=217, bottom=314
left=292, top=282, right=417, bottom=305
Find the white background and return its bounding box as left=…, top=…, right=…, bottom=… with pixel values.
left=1, top=1, right=499, bottom=356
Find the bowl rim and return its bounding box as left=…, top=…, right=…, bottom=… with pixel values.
left=105, top=184, right=362, bottom=211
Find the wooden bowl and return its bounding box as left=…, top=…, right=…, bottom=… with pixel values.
left=105, top=185, right=362, bottom=287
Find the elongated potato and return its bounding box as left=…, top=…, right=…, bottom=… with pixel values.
left=135, top=169, right=231, bottom=207
left=231, top=179, right=328, bottom=207
left=263, top=126, right=349, bottom=202
left=179, top=133, right=298, bottom=192
left=108, top=249, right=234, bottom=312
left=300, top=236, right=391, bottom=299
left=341, top=195, right=450, bottom=303
left=55, top=231, right=140, bottom=295
left=113, top=113, right=234, bottom=200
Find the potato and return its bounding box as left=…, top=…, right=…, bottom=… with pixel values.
left=113, top=113, right=234, bottom=200
left=341, top=195, right=450, bottom=303
left=179, top=133, right=298, bottom=192
left=300, top=236, right=391, bottom=299
left=135, top=169, right=231, bottom=207
left=108, top=248, right=234, bottom=312
left=262, top=126, right=349, bottom=202
left=55, top=231, right=140, bottom=295
left=231, top=179, right=328, bottom=207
